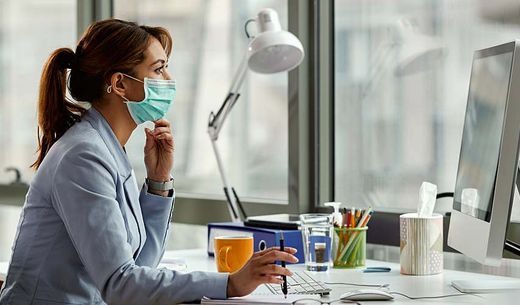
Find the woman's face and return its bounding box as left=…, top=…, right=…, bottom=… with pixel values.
left=122, top=37, right=171, bottom=102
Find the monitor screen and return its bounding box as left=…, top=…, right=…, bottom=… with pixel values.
left=453, top=50, right=513, bottom=222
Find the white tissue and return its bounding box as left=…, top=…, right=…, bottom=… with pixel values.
left=418, top=182, right=437, bottom=217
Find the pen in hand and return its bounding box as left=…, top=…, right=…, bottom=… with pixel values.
left=280, top=232, right=288, bottom=298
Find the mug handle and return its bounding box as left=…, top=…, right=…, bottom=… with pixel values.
left=218, top=246, right=232, bottom=271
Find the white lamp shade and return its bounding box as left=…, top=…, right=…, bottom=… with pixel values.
left=395, top=41, right=445, bottom=76
left=246, top=9, right=304, bottom=75
left=247, top=31, right=304, bottom=74
left=393, top=19, right=445, bottom=76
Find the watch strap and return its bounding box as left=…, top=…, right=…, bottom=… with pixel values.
left=145, top=177, right=174, bottom=191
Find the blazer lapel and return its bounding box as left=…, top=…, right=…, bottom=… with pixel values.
left=83, top=107, right=146, bottom=258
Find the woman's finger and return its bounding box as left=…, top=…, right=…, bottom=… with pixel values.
left=253, top=246, right=297, bottom=257
left=144, top=128, right=155, bottom=149
left=152, top=127, right=171, bottom=135
left=153, top=130, right=172, bottom=138
left=262, top=275, right=283, bottom=285
left=260, top=264, right=293, bottom=277
left=156, top=133, right=173, bottom=142
left=252, top=247, right=276, bottom=257
left=153, top=118, right=171, bottom=128
left=264, top=246, right=297, bottom=254
left=259, top=250, right=299, bottom=264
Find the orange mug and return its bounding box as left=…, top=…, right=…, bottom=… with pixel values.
left=214, top=236, right=254, bottom=273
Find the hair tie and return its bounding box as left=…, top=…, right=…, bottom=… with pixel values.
left=61, top=50, right=77, bottom=70
left=67, top=55, right=78, bottom=70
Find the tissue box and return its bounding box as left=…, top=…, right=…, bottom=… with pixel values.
left=400, top=213, right=443, bottom=275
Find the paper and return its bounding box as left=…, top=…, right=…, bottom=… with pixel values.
left=201, top=294, right=320, bottom=305
left=417, top=182, right=437, bottom=217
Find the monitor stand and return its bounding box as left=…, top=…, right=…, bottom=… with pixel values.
left=503, top=167, right=520, bottom=257
left=441, top=168, right=520, bottom=293
left=451, top=279, right=520, bottom=293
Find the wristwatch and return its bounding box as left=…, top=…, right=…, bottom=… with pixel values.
left=145, top=177, right=174, bottom=191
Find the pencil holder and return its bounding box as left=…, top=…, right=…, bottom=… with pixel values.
left=332, top=226, right=367, bottom=268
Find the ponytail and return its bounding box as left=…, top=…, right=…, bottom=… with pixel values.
left=31, top=48, right=86, bottom=169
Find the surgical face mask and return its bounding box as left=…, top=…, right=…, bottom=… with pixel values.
left=120, top=74, right=176, bottom=124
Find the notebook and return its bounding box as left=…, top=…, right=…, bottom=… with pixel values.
left=201, top=294, right=320, bottom=305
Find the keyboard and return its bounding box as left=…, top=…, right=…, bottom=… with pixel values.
left=264, top=271, right=332, bottom=296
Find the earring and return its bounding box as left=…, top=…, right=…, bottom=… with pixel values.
left=106, top=85, right=112, bottom=94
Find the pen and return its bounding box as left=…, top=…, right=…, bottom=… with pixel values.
left=280, top=231, right=288, bottom=298
left=341, top=208, right=347, bottom=227
left=363, top=266, right=391, bottom=273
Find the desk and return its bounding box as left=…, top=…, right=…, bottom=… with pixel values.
left=2, top=248, right=520, bottom=304
left=170, top=249, right=520, bottom=304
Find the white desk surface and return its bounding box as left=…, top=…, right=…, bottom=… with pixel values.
left=2, top=248, right=520, bottom=304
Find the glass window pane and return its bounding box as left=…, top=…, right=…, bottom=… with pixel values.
left=0, top=0, right=76, bottom=260
left=0, top=0, right=76, bottom=185
left=334, top=0, right=520, bottom=221
left=114, top=0, right=289, bottom=202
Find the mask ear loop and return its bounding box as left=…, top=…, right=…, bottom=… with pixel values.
left=107, top=84, right=131, bottom=103
left=111, top=74, right=146, bottom=103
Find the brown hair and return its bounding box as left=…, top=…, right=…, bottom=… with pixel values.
left=32, top=19, right=172, bottom=169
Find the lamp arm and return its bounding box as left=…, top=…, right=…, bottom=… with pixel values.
left=359, top=41, right=396, bottom=100
left=207, top=52, right=249, bottom=222
left=208, top=53, right=248, bottom=141
left=210, top=138, right=246, bottom=222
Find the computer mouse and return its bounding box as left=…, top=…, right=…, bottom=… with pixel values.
left=340, top=289, right=394, bottom=301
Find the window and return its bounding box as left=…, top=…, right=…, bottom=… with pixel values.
left=0, top=0, right=76, bottom=261
left=115, top=0, right=289, bottom=202
left=334, top=0, right=520, bottom=221
left=0, top=0, right=76, bottom=185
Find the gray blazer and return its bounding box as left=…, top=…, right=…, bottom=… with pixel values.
left=0, top=108, right=228, bottom=304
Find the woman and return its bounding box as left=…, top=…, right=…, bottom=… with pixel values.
left=0, top=19, right=297, bottom=305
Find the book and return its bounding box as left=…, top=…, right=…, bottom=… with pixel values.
left=201, top=294, right=320, bottom=305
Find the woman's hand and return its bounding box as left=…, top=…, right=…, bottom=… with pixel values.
left=227, top=247, right=299, bottom=297
left=144, top=119, right=174, bottom=182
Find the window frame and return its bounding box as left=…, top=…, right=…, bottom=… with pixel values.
left=75, top=0, right=318, bottom=224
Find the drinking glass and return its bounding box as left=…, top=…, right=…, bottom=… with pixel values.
left=300, top=214, right=334, bottom=271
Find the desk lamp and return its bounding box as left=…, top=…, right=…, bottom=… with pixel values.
left=207, top=8, right=304, bottom=223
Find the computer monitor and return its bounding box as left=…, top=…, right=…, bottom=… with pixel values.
left=448, top=40, right=520, bottom=267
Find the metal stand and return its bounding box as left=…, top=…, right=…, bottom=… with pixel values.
left=207, top=54, right=249, bottom=223
left=505, top=168, right=520, bottom=256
